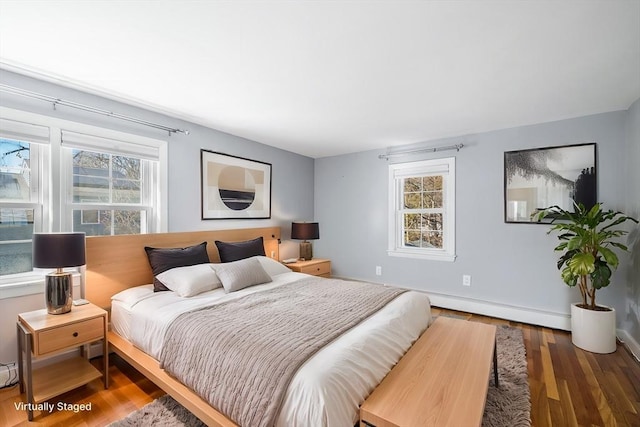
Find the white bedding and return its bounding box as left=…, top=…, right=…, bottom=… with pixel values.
left=111, top=271, right=431, bottom=427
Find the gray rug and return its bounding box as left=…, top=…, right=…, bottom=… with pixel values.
left=110, top=325, right=530, bottom=427
left=484, top=325, right=531, bottom=427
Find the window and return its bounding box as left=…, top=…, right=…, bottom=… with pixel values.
left=388, top=157, right=456, bottom=261
left=0, top=108, right=167, bottom=291
left=61, top=131, right=162, bottom=236
left=0, top=119, right=49, bottom=276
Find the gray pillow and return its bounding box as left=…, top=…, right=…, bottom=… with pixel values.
left=213, top=257, right=272, bottom=293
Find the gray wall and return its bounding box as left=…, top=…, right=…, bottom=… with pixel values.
left=0, top=70, right=314, bottom=363
left=0, top=70, right=315, bottom=238
left=315, top=111, right=630, bottom=327
left=624, top=98, right=640, bottom=346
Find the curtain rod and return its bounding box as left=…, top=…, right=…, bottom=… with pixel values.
left=378, top=143, right=464, bottom=160
left=0, top=84, right=189, bottom=136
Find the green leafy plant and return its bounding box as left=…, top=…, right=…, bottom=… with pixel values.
left=536, top=203, right=638, bottom=310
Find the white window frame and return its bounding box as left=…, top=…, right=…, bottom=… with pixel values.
left=0, top=106, right=168, bottom=296
left=388, top=157, right=456, bottom=262
left=0, top=118, right=49, bottom=290
left=61, top=145, right=157, bottom=235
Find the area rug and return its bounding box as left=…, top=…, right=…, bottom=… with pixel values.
left=110, top=325, right=530, bottom=427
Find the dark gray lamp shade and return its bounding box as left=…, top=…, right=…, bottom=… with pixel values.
left=291, top=222, right=319, bottom=261
left=291, top=222, right=319, bottom=241
left=33, top=233, right=86, bottom=315
left=33, top=233, right=86, bottom=268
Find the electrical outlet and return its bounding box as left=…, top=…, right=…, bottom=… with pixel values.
left=375, top=266, right=382, bottom=276
left=462, top=275, right=471, bottom=287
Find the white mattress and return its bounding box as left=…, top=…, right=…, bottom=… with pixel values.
left=111, top=272, right=431, bottom=427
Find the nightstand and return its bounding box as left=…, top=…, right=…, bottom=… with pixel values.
left=286, top=258, right=331, bottom=277
left=17, top=303, right=108, bottom=421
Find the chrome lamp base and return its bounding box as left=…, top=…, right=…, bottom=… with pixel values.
left=45, top=271, right=72, bottom=314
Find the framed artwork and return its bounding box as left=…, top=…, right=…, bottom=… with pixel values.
left=201, top=150, right=272, bottom=220
left=504, top=143, right=596, bottom=223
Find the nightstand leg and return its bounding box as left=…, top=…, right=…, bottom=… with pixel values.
left=16, top=323, right=24, bottom=394
left=24, top=327, right=33, bottom=421
left=17, top=322, right=34, bottom=420
left=103, top=316, right=109, bottom=388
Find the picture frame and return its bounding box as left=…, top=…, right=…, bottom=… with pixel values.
left=504, top=142, right=596, bottom=223
left=200, top=150, right=272, bottom=220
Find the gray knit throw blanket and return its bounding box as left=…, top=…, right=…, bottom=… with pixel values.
left=160, top=277, right=407, bottom=427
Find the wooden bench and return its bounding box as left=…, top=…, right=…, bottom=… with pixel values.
left=360, top=316, right=498, bottom=427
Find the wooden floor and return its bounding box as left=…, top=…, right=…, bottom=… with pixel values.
left=1, top=307, right=639, bottom=426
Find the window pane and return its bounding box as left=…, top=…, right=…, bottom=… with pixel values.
left=0, top=139, right=31, bottom=202
left=404, top=177, right=421, bottom=192
left=73, top=150, right=109, bottom=172
left=422, top=213, right=443, bottom=231
left=72, top=150, right=142, bottom=205
left=113, top=179, right=141, bottom=203
left=404, top=231, right=420, bottom=247
left=404, top=193, right=421, bottom=209
left=73, top=176, right=110, bottom=202
left=423, top=176, right=443, bottom=191
left=404, top=213, right=420, bottom=229
left=422, top=231, right=443, bottom=248
left=114, top=210, right=142, bottom=235
left=0, top=208, right=34, bottom=275
left=73, top=209, right=144, bottom=236
left=113, top=156, right=140, bottom=180
left=422, top=191, right=443, bottom=208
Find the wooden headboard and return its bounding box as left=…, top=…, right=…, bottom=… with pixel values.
left=85, top=227, right=281, bottom=309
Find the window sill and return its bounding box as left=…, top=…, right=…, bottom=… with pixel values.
left=0, top=271, right=81, bottom=300
left=387, top=249, right=456, bottom=262
left=0, top=276, right=45, bottom=299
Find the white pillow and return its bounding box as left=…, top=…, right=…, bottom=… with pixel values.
left=255, top=256, right=292, bottom=277
left=156, top=263, right=222, bottom=297
left=213, top=257, right=272, bottom=293
left=111, top=284, right=154, bottom=306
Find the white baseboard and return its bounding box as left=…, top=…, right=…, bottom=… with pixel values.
left=418, top=290, right=572, bottom=331
left=335, top=276, right=574, bottom=331
left=617, top=329, right=640, bottom=361
left=88, top=342, right=104, bottom=359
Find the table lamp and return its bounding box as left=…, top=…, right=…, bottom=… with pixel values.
left=33, top=232, right=86, bottom=314
left=291, top=222, right=319, bottom=261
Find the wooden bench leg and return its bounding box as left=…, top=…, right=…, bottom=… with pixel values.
left=493, top=338, right=499, bottom=388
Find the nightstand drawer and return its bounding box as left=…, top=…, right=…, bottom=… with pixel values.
left=298, top=262, right=331, bottom=276
left=37, top=317, right=103, bottom=355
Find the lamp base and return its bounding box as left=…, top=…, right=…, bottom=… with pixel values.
left=299, top=241, right=313, bottom=261
left=45, top=272, right=72, bottom=315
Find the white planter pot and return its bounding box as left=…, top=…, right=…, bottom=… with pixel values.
left=570, top=303, right=616, bottom=354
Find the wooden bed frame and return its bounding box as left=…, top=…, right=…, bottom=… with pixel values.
left=85, top=227, right=280, bottom=426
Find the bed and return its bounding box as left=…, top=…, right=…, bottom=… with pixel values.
left=85, top=227, right=432, bottom=427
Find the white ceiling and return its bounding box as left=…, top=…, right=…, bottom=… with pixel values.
left=0, top=1, right=638, bottom=158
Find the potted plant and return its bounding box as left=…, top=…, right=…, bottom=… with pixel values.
left=536, top=202, right=638, bottom=353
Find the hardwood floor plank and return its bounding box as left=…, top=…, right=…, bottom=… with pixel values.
left=574, top=348, right=618, bottom=425
left=547, top=395, right=566, bottom=426
left=549, top=331, right=599, bottom=425
left=542, top=327, right=556, bottom=345
left=530, top=378, right=553, bottom=427
left=557, top=379, right=579, bottom=427
left=540, top=342, right=560, bottom=400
